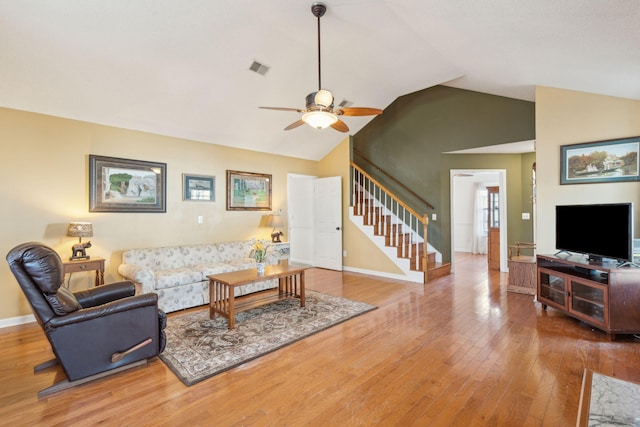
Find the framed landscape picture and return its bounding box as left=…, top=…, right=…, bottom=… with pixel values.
left=89, top=155, right=166, bottom=212
left=183, top=174, right=215, bottom=202
left=560, top=136, right=640, bottom=185
left=226, top=170, right=272, bottom=211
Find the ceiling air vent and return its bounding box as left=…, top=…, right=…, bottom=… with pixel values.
left=338, top=99, right=353, bottom=108
left=249, top=60, right=270, bottom=76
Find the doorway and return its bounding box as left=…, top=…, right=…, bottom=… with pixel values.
left=450, top=169, right=508, bottom=272
left=287, top=174, right=343, bottom=270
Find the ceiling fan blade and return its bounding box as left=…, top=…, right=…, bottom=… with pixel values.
left=284, top=119, right=306, bottom=131
left=330, top=119, right=349, bottom=133
left=259, top=107, right=304, bottom=113
left=337, top=107, right=383, bottom=116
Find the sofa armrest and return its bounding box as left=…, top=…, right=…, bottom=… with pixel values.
left=74, top=281, right=136, bottom=308
left=117, top=263, right=156, bottom=294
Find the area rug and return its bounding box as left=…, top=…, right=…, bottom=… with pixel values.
left=586, top=372, right=640, bottom=426
left=159, top=290, right=377, bottom=386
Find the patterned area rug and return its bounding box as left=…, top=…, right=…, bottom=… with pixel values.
left=159, top=290, right=377, bottom=386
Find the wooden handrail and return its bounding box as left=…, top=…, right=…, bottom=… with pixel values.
left=352, top=162, right=427, bottom=224
left=353, top=148, right=435, bottom=210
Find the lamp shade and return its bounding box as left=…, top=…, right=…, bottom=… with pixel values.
left=302, top=111, right=338, bottom=129
left=267, top=214, right=283, bottom=228
left=67, top=222, right=93, bottom=238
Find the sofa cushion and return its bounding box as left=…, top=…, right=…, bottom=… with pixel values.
left=154, top=268, right=204, bottom=290
left=193, top=262, right=237, bottom=278
left=225, top=257, right=257, bottom=270
left=217, top=241, right=253, bottom=261
left=180, top=245, right=222, bottom=264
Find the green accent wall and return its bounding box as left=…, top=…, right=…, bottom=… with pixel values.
left=353, top=85, right=535, bottom=262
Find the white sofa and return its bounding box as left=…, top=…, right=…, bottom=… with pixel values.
left=117, top=240, right=277, bottom=313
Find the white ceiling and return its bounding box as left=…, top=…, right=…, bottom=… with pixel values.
left=1, top=1, right=639, bottom=161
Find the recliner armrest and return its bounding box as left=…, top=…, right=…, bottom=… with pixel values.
left=46, top=293, right=159, bottom=331
left=74, top=281, right=136, bottom=308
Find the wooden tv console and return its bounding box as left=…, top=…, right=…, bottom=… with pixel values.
left=537, top=254, right=640, bottom=340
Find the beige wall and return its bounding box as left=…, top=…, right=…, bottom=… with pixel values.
left=535, top=86, right=640, bottom=253
left=0, top=108, right=318, bottom=320
left=318, top=138, right=403, bottom=275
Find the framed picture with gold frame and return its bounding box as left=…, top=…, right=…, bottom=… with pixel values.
left=226, top=170, right=272, bottom=211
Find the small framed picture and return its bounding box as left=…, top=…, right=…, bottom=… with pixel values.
left=226, top=170, right=272, bottom=211
left=183, top=174, right=215, bottom=202
left=89, top=155, right=166, bottom=213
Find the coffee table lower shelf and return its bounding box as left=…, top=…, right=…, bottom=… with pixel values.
left=208, top=264, right=307, bottom=329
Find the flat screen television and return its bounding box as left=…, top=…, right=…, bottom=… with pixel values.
left=556, top=203, right=634, bottom=263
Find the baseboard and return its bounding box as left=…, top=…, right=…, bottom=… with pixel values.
left=342, top=266, right=423, bottom=283
left=0, top=314, right=36, bottom=329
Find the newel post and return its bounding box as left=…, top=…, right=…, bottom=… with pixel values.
left=423, top=215, right=429, bottom=284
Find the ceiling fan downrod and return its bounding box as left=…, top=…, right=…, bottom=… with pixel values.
left=311, top=2, right=327, bottom=92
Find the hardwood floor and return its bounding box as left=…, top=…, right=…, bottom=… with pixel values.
left=2, top=253, right=639, bottom=426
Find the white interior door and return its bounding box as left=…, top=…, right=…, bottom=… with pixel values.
left=314, top=176, right=343, bottom=270
left=287, top=174, right=316, bottom=265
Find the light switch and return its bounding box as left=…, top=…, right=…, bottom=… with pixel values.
left=431, top=213, right=437, bottom=221
left=197, top=215, right=203, bottom=224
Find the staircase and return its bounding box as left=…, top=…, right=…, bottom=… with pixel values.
left=350, top=164, right=451, bottom=284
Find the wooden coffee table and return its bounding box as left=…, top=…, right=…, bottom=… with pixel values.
left=208, top=263, right=307, bottom=329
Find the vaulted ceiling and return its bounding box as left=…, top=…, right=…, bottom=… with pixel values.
left=1, top=1, right=638, bottom=160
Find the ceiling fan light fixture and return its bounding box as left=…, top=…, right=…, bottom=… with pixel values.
left=314, top=89, right=333, bottom=108
left=302, top=110, right=338, bottom=129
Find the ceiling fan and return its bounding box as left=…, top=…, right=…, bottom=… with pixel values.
left=259, top=2, right=382, bottom=133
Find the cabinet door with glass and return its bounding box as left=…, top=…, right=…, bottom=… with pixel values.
left=538, top=268, right=567, bottom=309
left=569, top=279, right=607, bottom=328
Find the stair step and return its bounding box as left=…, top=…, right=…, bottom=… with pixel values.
left=408, top=251, right=438, bottom=271
left=424, top=262, right=452, bottom=281
left=351, top=189, right=452, bottom=283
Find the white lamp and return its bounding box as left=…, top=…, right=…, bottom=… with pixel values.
left=302, top=111, right=338, bottom=129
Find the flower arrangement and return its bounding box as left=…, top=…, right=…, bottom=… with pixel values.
left=251, top=239, right=270, bottom=263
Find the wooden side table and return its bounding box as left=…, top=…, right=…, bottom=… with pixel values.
left=62, top=258, right=105, bottom=287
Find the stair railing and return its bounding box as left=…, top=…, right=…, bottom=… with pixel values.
left=351, top=162, right=430, bottom=283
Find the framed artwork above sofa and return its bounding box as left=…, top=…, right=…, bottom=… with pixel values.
left=89, top=155, right=167, bottom=212
left=226, top=170, right=272, bottom=211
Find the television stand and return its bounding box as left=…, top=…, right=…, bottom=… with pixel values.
left=617, top=261, right=640, bottom=268
left=537, top=254, right=640, bottom=340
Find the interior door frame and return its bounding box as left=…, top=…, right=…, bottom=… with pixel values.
left=450, top=169, right=508, bottom=272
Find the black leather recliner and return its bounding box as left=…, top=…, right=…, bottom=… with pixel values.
left=6, top=242, right=166, bottom=397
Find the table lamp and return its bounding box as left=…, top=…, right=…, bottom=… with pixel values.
left=266, top=214, right=283, bottom=243
left=67, top=222, right=93, bottom=260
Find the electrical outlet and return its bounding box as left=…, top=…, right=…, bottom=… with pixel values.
left=522, top=213, right=530, bottom=220
left=343, top=250, right=347, bottom=257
